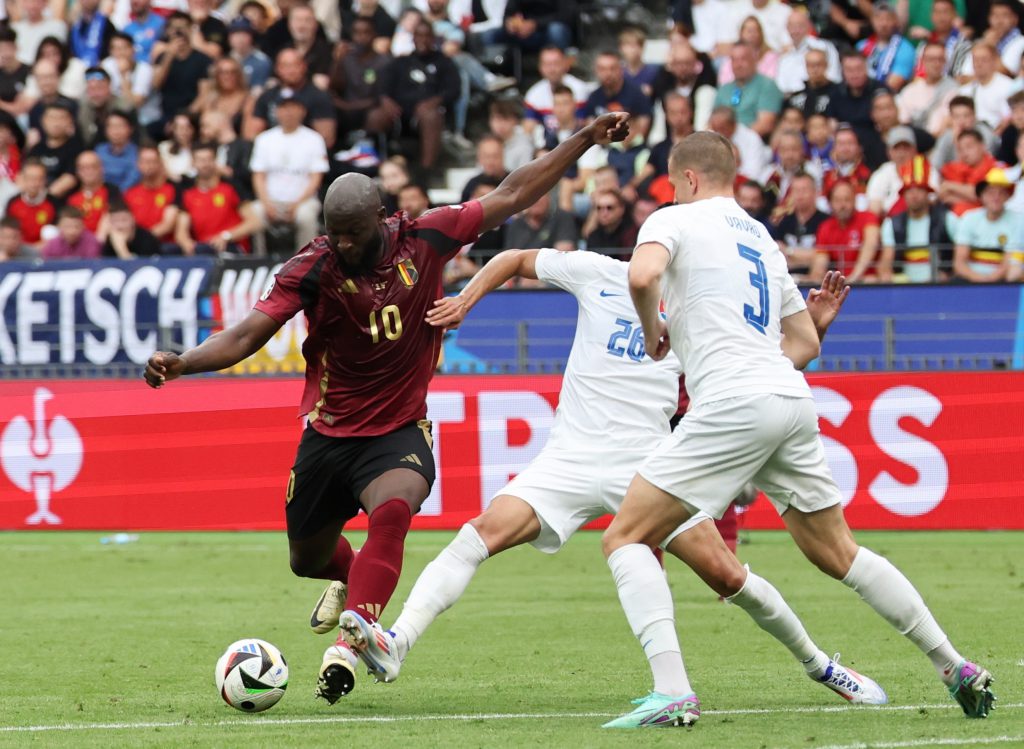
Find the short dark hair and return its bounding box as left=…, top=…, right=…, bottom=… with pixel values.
left=108, top=200, right=132, bottom=215
left=551, top=84, right=574, bottom=99
left=1009, top=90, right=1024, bottom=108
left=106, top=109, right=135, bottom=127
left=0, top=27, right=16, bottom=45
left=192, top=141, right=218, bottom=157
left=58, top=205, right=84, bottom=222
left=957, top=128, right=983, bottom=143
left=400, top=183, right=429, bottom=200
left=21, top=157, right=46, bottom=172
left=991, top=0, right=1020, bottom=16
left=167, top=10, right=191, bottom=24
left=949, top=95, right=975, bottom=112
left=109, top=30, right=133, bottom=46
left=0, top=216, right=21, bottom=231
left=489, top=98, right=521, bottom=119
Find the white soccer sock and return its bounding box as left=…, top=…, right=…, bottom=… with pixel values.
left=608, top=543, right=692, bottom=697
left=842, top=547, right=961, bottom=682
left=389, top=524, right=489, bottom=660
left=726, top=569, right=830, bottom=678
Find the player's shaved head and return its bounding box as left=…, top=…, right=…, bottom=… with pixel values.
left=323, top=173, right=387, bottom=272
left=325, top=173, right=382, bottom=219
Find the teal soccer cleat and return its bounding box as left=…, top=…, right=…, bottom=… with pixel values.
left=602, top=692, right=701, bottom=728
left=949, top=660, right=995, bottom=718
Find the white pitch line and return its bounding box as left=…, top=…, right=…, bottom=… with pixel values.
left=816, top=735, right=1024, bottom=749
left=2, top=702, right=1021, bottom=734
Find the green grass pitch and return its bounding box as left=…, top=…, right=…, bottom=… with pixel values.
left=1, top=530, right=1021, bottom=748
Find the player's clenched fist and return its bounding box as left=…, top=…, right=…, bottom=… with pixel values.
left=590, top=112, right=631, bottom=146
left=144, top=351, right=188, bottom=388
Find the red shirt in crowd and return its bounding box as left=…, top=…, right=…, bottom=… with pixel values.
left=180, top=181, right=244, bottom=245
left=940, top=153, right=998, bottom=216
left=254, top=201, right=485, bottom=438
left=815, top=210, right=880, bottom=276
left=68, top=184, right=120, bottom=233
left=124, top=181, right=177, bottom=241
left=6, top=194, right=56, bottom=244
left=822, top=162, right=872, bottom=198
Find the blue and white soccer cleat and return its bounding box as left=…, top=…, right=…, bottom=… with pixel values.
left=337, top=609, right=402, bottom=683
left=948, top=660, right=995, bottom=718
left=602, top=692, right=701, bottom=728
left=310, top=580, right=348, bottom=634
left=815, top=655, right=888, bottom=704
left=314, top=644, right=356, bottom=704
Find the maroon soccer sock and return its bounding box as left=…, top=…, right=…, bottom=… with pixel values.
left=345, top=499, right=413, bottom=624
left=312, top=535, right=356, bottom=582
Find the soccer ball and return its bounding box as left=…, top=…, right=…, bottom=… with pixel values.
left=215, top=638, right=288, bottom=712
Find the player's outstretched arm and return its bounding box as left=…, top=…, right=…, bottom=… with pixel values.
left=143, top=309, right=283, bottom=388
left=426, top=249, right=541, bottom=329
left=780, top=310, right=822, bottom=371
left=805, top=270, right=851, bottom=342
left=476, top=112, right=631, bottom=233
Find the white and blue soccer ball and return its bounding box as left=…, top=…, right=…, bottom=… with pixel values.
left=215, top=638, right=288, bottom=712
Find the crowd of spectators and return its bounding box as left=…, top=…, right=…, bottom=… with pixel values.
left=0, top=0, right=1021, bottom=285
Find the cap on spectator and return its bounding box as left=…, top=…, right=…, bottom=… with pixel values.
left=886, top=126, right=915, bottom=148
left=873, top=0, right=896, bottom=13
left=85, top=66, right=111, bottom=82
left=228, top=17, right=256, bottom=36
left=899, top=156, right=933, bottom=194
left=976, top=167, right=1015, bottom=197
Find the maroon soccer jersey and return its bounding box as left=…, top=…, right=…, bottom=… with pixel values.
left=255, top=200, right=484, bottom=437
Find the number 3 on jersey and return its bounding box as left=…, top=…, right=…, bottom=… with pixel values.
left=737, top=244, right=769, bottom=335
left=369, top=304, right=403, bottom=343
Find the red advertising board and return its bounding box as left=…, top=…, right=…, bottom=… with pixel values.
left=0, top=373, right=1022, bottom=531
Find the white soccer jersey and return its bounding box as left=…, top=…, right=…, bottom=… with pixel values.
left=634, top=197, right=811, bottom=407
left=534, top=248, right=682, bottom=450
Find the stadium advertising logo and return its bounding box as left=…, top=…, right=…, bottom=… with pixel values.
left=0, top=387, right=83, bottom=526
left=0, top=259, right=210, bottom=366
left=811, top=385, right=948, bottom=517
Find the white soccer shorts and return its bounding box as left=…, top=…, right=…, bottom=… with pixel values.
left=497, top=445, right=711, bottom=553
left=639, top=394, right=843, bottom=520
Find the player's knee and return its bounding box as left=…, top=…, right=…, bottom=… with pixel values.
left=289, top=551, right=324, bottom=578
left=601, top=526, right=626, bottom=558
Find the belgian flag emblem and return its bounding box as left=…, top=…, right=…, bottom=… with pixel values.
left=396, top=258, right=419, bottom=287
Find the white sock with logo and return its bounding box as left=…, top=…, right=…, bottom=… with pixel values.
left=390, top=524, right=489, bottom=661
left=726, top=568, right=830, bottom=678
left=841, top=547, right=960, bottom=682
left=608, top=543, right=692, bottom=697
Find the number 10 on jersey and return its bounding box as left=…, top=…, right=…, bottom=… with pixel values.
left=369, top=304, right=403, bottom=343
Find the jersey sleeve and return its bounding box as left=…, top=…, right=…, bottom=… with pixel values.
left=409, top=200, right=485, bottom=261
left=253, top=249, right=322, bottom=323
left=780, top=270, right=807, bottom=318
left=635, top=206, right=685, bottom=260
left=534, top=247, right=614, bottom=294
